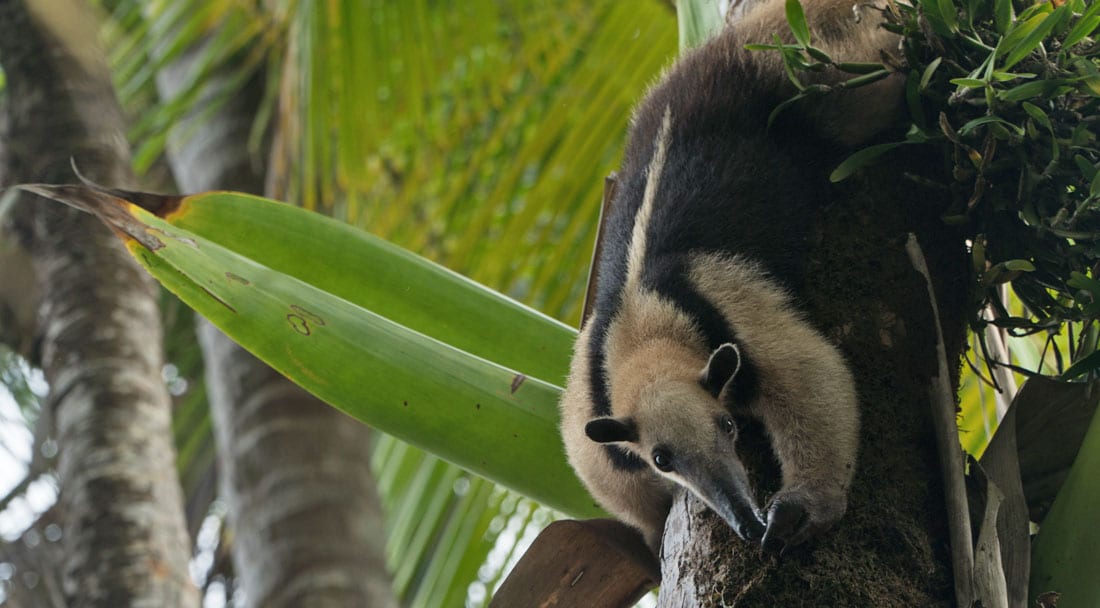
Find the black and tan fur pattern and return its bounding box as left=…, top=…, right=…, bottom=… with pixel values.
left=560, top=0, right=902, bottom=552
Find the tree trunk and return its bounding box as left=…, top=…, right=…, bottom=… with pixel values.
left=0, top=1, right=198, bottom=606
left=657, top=149, right=970, bottom=605
left=197, top=325, right=396, bottom=607
left=154, top=32, right=396, bottom=607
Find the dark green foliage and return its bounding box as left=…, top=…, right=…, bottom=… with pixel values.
left=897, top=0, right=1100, bottom=343
left=771, top=0, right=1100, bottom=373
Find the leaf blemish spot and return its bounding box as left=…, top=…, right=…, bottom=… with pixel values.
left=287, top=314, right=311, bottom=336
left=510, top=373, right=526, bottom=394
left=225, top=272, right=251, bottom=285
left=290, top=304, right=326, bottom=326
left=174, top=235, right=198, bottom=248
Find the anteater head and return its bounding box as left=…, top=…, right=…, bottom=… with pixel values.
left=586, top=341, right=766, bottom=542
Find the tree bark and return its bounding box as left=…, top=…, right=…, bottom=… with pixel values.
left=0, top=1, right=198, bottom=606
left=154, top=32, right=396, bottom=607
left=197, top=325, right=396, bottom=607
left=657, top=149, right=970, bottom=605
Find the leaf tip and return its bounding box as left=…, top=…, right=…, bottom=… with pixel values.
left=15, top=183, right=166, bottom=251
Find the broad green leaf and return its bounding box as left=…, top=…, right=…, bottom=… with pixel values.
left=147, top=189, right=576, bottom=385
left=18, top=183, right=602, bottom=519
left=1031, top=398, right=1100, bottom=605
left=108, top=2, right=678, bottom=606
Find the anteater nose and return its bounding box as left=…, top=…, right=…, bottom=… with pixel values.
left=740, top=518, right=765, bottom=542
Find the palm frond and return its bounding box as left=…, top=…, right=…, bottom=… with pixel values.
left=103, top=0, right=275, bottom=175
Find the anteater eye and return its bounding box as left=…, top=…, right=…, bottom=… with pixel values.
left=652, top=448, right=674, bottom=472
left=719, top=415, right=735, bottom=435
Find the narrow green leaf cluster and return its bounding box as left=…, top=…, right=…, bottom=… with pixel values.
left=767, top=0, right=1100, bottom=373
left=894, top=0, right=1100, bottom=366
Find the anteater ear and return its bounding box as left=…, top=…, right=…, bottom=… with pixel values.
left=701, top=343, right=742, bottom=397
left=585, top=417, right=638, bottom=444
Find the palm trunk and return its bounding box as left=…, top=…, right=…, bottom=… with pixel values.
left=197, top=324, right=395, bottom=606
left=154, top=32, right=396, bottom=607
left=0, top=1, right=198, bottom=606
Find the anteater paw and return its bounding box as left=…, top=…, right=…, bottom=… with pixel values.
left=760, top=484, right=846, bottom=555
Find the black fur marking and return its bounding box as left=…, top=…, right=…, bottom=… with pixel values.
left=586, top=417, right=638, bottom=443
left=604, top=445, right=647, bottom=471
left=728, top=350, right=759, bottom=410
left=588, top=317, right=616, bottom=418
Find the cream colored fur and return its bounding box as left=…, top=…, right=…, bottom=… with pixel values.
left=689, top=253, right=859, bottom=497
left=560, top=318, right=679, bottom=550
left=625, top=106, right=673, bottom=291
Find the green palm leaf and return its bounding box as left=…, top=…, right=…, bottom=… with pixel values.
left=19, top=183, right=599, bottom=518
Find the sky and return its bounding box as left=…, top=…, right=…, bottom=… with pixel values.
left=0, top=368, right=55, bottom=543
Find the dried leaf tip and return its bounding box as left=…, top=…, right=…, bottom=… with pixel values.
left=67, top=158, right=186, bottom=218
left=13, top=181, right=167, bottom=252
